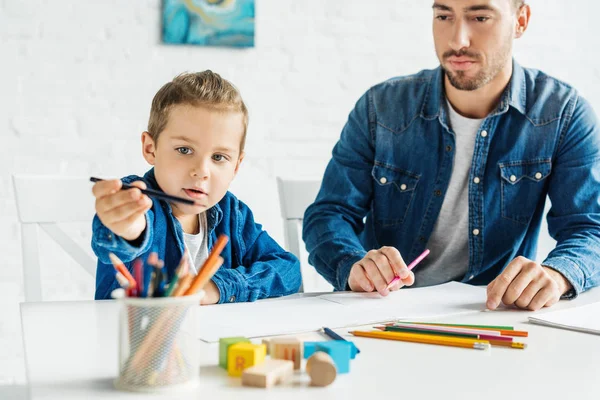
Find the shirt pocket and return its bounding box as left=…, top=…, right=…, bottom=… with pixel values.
left=371, top=164, right=420, bottom=226
left=499, top=159, right=551, bottom=225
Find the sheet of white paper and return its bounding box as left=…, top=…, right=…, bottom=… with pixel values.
left=528, top=301, right=600, bottom=335
left=196, top=282, right=487, bottom=342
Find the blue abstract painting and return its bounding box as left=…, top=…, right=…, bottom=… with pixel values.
left=163, top=0, right=255, bottom=47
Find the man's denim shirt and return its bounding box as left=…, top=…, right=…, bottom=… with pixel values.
left=93, top=168, right=301, bottom=302
left=303, top=61, right=600, bottom=297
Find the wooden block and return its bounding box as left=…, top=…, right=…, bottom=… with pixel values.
left=262, top=338, right=272, bottom=355
left=303, top=341, right=318, bottom=359
left=315, top=341, right=352, bottom=374
left=241, top=359, right=294, bottom=388
left=306, top=351, right=337, bottom=387
left=219, top=337, right=250, bottom=369
left=271, top=337, right=303, bottom=370
left=227, top=343, right=267, bottom=377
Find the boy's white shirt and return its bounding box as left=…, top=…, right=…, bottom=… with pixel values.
left=183, top=212, right=209, bottom=275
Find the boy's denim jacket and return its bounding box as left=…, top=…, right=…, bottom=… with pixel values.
left=303, top=60, right=600, bottom=297
left=92, top=168, right=301, bottom=302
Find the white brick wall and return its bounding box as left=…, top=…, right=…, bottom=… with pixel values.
left=1, top=0, right=599, bottom=384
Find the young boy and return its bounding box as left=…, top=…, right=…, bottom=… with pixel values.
left=91, top=71, right=301, bottom=304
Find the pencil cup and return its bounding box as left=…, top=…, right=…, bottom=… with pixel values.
left=114, top=292, right=204, bottom=392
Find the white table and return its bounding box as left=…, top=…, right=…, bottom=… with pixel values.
left=21, top=289, right=600, bottom=399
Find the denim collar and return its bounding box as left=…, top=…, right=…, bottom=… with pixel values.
left=421, top=58, right=527, bottom=121
left=143, top=167, right=223, bottom=233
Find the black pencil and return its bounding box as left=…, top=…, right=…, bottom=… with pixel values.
left=90, top=177, right=196, bottom=206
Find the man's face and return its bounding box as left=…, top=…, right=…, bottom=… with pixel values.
left=432, top=0, right=517, bottom=91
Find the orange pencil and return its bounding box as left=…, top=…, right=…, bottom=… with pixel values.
left=349, top=330, right=490, bottom=350
left=109, top=253, right=137, bottom=291
left=184, top=234, right=229, bottom=295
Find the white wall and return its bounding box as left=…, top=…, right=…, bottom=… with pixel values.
left=1, top=0, right=599, bottom=384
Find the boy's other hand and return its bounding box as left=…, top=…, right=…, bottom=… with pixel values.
left=92, top=179, right=152, bottom=242
left=347, top=246, right=415, bottom=296
left=486, top=256, right=572, bottom=311
left=200, top=280, right=220, bottom=305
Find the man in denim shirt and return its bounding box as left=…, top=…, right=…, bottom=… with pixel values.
left=303, top=0, right=600, bottom=311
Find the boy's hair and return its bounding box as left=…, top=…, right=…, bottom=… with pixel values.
left=148, top=70, right=249, bottom=150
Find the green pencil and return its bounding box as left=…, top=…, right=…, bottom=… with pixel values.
left=394, top=321, right=514, bottom=331
left=378, top=326, right=479, bottom=339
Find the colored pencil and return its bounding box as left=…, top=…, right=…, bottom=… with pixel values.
left=349, top=330, right=490, bottom=350
left=164, top=253, right=189, bottom=297
left=392, top=321, right=528, bottom=338
left=109, top=253, right=137, bottom=291
left=322, top=327, right=361, bottom=355
left=184, top=235, right=229, bottom=295
left=398, top=321, right=514, bottom=331
left=376, top=326, right=525, bottom=349
left=386, top=249, right=430, bottom=290
left=386, top=322, right=502, bottom=336
left=90, top=176, right=196, bottom=206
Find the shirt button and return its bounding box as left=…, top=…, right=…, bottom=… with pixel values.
left=473, top=177, right=480, bottom=184
left=400, top=184, right=407, bottom=191
left=481, top=130, right=488, bottom=138
left=380, top=177, right=387, bottom=184
left=229, top=296, right=236, bottom=303
left=510, top=175, right=517, bottom=182
left=107, top=233, right=113, bottom=240
left=434, top=190, right=442, bottom=196
left=473, top=229, right=480, bottom=236
left=535, top=172, right=542, bottom=180
left=446, top=145, right=452, bottom=152
left=469, top=275, right=475, bottom=280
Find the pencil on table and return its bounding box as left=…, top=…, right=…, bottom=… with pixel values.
left=349, top=330, right=491, bottom=350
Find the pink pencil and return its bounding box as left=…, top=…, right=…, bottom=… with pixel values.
left=386, top=249, right=430, bottom=290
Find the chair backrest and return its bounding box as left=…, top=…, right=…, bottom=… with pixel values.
left=276, top=177, right=332, bottom=293
left=12, top=175, right=97, bottom=302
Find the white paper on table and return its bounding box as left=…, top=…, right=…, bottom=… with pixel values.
left=528, top=301, right=600, bottom=335
left=196, top=281, right=487, bottom=342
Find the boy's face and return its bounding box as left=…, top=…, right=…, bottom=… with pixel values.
left=142, top=104, right=245, bottom=219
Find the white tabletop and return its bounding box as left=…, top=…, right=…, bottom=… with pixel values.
left=21, top=289, right=600, bottom=400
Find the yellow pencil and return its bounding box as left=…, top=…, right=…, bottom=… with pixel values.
left=349, top=330, right=491, bottom=350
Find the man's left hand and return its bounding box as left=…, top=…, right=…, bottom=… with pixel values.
left=486, top=256, right=572, bottom=311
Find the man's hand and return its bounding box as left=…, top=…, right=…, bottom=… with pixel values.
left=92, top=179, right=152, bottom=242
left=348, top=247, right=415, bottom=296
left=486, top=256, right=572, bottom=311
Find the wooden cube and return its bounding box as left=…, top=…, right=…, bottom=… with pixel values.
left=227, top=343, right=267, bottom=377
left=219, top=337, right=249, bottom=369
left=271, top=337, right=303, bottom=370
left=241, top=359, right=294, bottom=388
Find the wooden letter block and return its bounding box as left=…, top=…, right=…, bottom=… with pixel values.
left=241, top=359, right=294, bottom=388
left=303, top=341, right=318, bottom=359
left=306, top=351, right=337, bottom=387
left=271, top=337, right=303, bottom=370
left=227, top=343, right=267, bottom=377
left=219, top=337, right=249, bottom=369
left=315, top=341, right=352, bottom=374
left=262, top=338, right=272, bottom=355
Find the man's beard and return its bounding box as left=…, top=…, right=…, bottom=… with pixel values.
left=442, top=42, right=512, bottom=91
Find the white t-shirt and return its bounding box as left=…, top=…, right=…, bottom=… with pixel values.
left=183, top=213, right=209, bottom=275
left=413, top=100, right=483, bottom=287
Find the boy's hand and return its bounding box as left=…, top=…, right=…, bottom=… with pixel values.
left=92, top=179, right=152, bottom=242
left=486, top=256, right=572, bottom=311
left=347, top=247, right=415, bottom=296
left=200, top=280, right=220, bottom=305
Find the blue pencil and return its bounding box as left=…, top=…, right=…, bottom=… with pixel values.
left=322, top=327, right=360, bottom=356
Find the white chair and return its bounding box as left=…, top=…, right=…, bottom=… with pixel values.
left=276, top=177, right=333, bottom=293
left=12, top=175, right=97, bottom=302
